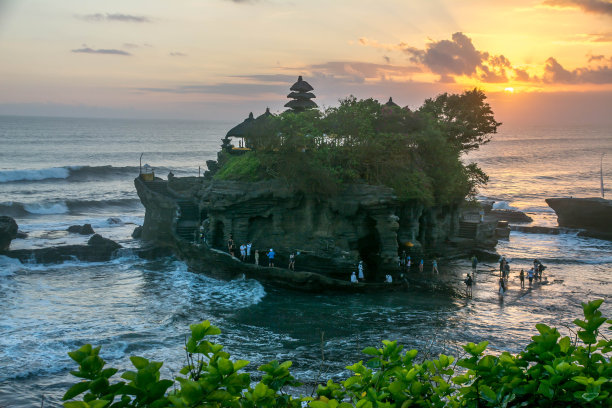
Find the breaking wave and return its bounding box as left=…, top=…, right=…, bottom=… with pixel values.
left=0, top=198, right=142, bottom=216
left=0, top=165, right=141, bottom=183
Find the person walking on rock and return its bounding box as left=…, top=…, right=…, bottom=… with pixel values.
left=288, top=252, right=295, bottom=271
left=471, top=255, right=478, bottom=270
left=240, top=243, right=246, bottom=261
left=254, top=250, right=259, bottom=266
left=246, top=242, right=252, bottom=262
left=519, top=269, right=525, bottom=288
left=528, top=267, right=534, bottom=285
left=464, top=273, right=473, bottom=297
left=419, top=259, right=424, bottom=273
left=267, top=248, right=275, bottom=267
left=358, top=261, right=365, bottom=281
left=432, top=259, right=439, bottom=274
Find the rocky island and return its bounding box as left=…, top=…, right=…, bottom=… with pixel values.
left=135, top=77, right=502, bottom=290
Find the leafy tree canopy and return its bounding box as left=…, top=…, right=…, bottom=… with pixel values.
left=214, top=89, right=498, bottom=206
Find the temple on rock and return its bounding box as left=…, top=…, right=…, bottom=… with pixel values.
left=284, top=76, right=317, bottom=112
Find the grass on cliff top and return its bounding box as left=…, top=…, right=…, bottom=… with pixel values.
left=214, top=153, right=267, bottom=182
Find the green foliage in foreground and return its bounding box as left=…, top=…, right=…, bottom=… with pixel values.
left=63, top=300, right=611, bottom=407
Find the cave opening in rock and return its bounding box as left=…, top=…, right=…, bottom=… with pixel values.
left=212, top=220, right=225, bottom=249
left=357, top=217, right=381, bottom=281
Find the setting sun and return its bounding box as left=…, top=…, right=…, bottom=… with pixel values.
left=504, top=87, right=515, bottom=93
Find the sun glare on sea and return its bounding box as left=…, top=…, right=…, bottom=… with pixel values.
left=504, top=87, right=515, bottom=93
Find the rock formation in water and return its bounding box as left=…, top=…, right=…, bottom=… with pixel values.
left=0, top=216, right=19, bottom=251
left=67, top=223, right=95, bottom=235
left=135, top=176, right=498, bottom=281
left=3, top=233, right=122, bottom=264
left=546, top=197, right=612, bottom=240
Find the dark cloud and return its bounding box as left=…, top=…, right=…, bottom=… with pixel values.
left=403, top=32, right=512, bottom=83
left=544, top=57, right=612, bottom=83
left=308, top=61, right=421, bottom=82
left=123, top=43, right=139, bottom=49
left=77, top=13, right=150, bottom=23
left=542, top=0, right=612, bottom=16
left=169, top=52, right=187, bottom=57
left=230, top=74, right=299, bottom=83
left=588, top=54, right=606, bottom=62
left=72, top=47, right=131, bottom=56
left=383, top=55, right=391, bottom=64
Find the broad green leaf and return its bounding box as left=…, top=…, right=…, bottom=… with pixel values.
left=130, top=356, right=149, bottom=370
left=362, top=347, right=379, bottom=356
left=63, top=381, right=91, bottom=401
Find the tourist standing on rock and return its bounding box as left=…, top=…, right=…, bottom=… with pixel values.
left=358, top=261, right=364, bottom=280
left=419, top=259, right=424, bottom=273
left=519, top=269, right=525, bottom=288
left=268, top=248, right=275, bottom=267
left=228, top=235, right=235, bottom=257
left=240, top=243, right=246, bottom=261
left=254, top=250, right=259, bottom=266
left=471, top=255, right=478, bottom=270
left=464, top=273, right=473, bottom=297
left=350, top=271, right=358, bottom=283
left=246, top=242, right=252, bottom=262
left=432, top=259, right=439, bottom=274
left=499, top=256, right=506, bottom=276
left=407, top=256, right=411, bottom=270
left=288, top=253, right=295, bottom=270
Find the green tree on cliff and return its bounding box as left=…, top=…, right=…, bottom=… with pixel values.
left=215, top=89, right=498, bottom=206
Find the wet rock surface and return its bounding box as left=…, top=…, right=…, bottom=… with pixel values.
left=2, top=234, right=122, bottom=264
left=0, top=216, right=18, bottom=251
left=67, top=223, right=95, bottom=235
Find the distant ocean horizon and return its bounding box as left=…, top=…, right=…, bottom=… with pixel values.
left=0, top=115, right=610, bottom=407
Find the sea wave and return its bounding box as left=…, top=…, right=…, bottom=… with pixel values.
left=0, top=198, right=141, bottom=216
left=492, top=201, right=518, bottom=211
left=0, top=256, right=23, bottom=276
left=0, top=165, right=141, bottom=183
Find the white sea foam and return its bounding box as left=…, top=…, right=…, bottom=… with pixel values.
left=23, top=201, right=69, bottom=214
left=492, top=201, right=518, bottom=211
left=0, top=256, right=23, bottom=276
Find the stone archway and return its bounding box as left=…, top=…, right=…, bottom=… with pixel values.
left=357, top=216, right=381, bottom=281
left=212, top=220, right=225, bottom=249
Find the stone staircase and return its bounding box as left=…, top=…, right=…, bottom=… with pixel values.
left=458, top=221, right=478, bottom=239
left=176, top=199, right=199, bottom=242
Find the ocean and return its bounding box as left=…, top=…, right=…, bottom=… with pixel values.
left=0, top=115, right=610, bottom=407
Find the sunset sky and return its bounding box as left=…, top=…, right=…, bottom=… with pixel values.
left=0, top=0, right=611, bottom=124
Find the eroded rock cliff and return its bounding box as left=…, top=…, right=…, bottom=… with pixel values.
left=135, top=176, right=494, bottom=281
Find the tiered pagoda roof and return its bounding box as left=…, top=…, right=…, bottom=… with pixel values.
left=284, top=76, right=317, bottom=111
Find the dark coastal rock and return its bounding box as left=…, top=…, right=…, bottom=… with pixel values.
left=0, top=216, right=18, bottom=251
left=546, top=197, right=612, bottom=234
left=131, top=225, right=143, bottom=239
left=135, top=177, right=498, bottom=282
left=16, top=231, right=28, bottom=239
left=4, top=234, right=122, bottom=264
left=67, top=223, right=95, bottom=235
left=88, top=234, right=121, bottom=251
left=489, top=209, right=533, bottom=223
left=106, top=217, right=123, bottom=225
